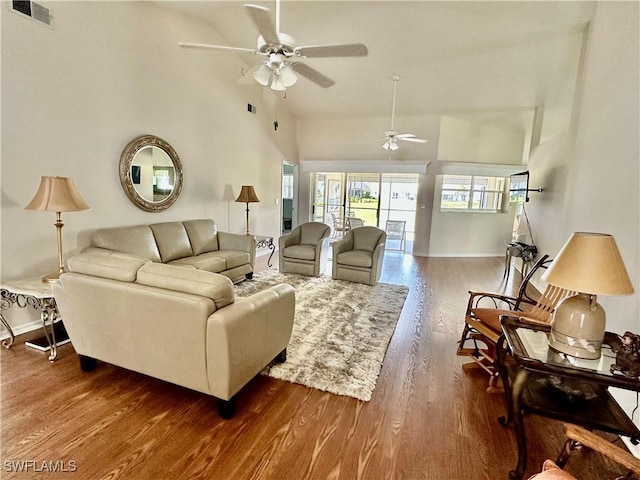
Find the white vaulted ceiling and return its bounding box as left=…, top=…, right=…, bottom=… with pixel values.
left=162, top=1, right=596, bottom=160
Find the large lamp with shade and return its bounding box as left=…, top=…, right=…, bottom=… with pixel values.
left=25, top=176, right=90, bottom=283
left=542, top=232, right=634, bottom=359
left=235, top=185, right=260, bottom=235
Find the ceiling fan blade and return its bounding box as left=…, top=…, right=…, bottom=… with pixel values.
left=395, top=133, right=416, bottom=138
left=294, top=43, right=368, bottom=58
left=398, top=136, right=428, bottom=144
left=178, top=42, right=260, bottom=55
left=290, top=63, right=335, bottom=88
left=245, top=4, right=279, bottom=46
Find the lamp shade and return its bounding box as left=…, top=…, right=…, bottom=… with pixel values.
left=25, top=176, right=90, bottom=212
left=541, top=232, right=634, bottom=295
left=235, top=185, right=260, bottom=203
left=279, top=64, right=298, bottom=87
left=253, top=63, right=272, bottom=86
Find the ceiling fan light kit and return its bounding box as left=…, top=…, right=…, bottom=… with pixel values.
left=382, top=139, right=399, bottom=151
left=179, top=1, right=367, bottom=92
left=253, top=52, right=298, bottom=90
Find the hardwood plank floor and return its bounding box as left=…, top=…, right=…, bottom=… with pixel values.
left=1, top=255, right=629, bottom=479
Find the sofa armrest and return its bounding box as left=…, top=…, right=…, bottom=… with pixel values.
left=217, top=231, right=254, bottom=253
left=206, top=283, right=295, bottom=400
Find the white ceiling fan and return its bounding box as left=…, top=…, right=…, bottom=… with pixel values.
left=178, top=1, right=368, bottom=91
left=383, top=75, right=428, bottom=151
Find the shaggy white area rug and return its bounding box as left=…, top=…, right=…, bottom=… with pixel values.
left=234, top=269, right=409, bottom=402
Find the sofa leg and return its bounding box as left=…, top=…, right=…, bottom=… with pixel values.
left=79, top=355, right=97, bottom=372
left=217, top=397, right=236, bottom=419
left=275, top=348, right=287, bottom=363
left=246, top=272, right=253, bottom=280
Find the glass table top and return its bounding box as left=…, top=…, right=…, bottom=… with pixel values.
left=516, top=327, right=618, bottom=377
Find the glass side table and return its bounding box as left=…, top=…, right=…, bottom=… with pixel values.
left=0, top=277, right=69, bottom=362
left=496, top=315, right=640, bottom=480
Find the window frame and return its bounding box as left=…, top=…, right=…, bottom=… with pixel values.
left=439, top=174, right=506, bottom=213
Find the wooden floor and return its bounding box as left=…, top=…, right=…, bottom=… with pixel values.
left=1, top=255, right=629, bottom=479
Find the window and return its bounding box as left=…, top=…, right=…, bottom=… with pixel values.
left=282, top=174, right=294, bottom=199
left=440, top=175, right=505, bottom=212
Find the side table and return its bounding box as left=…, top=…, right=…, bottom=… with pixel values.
left=0, top=277, right=68, bottom=362
left=497, top=315, right=640, bottom=480
left=255, top=235, right=276, bottom=267
left=504, top=242, right=537, bottom=282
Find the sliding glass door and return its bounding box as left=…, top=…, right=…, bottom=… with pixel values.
left=378, top=174, right=418, bottom=230
left=313, top=172, right=418, bottom=252
left=312, top=173, right=346, bottom=224
left=346, top=174, right=380, bottom=226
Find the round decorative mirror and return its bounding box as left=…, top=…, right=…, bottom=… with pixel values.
left=119, top=135, right=183, bottom=212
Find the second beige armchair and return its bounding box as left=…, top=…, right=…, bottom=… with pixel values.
left=279, top=222, right=331, bottom=276
left=332, top=226, right=386, bottom=286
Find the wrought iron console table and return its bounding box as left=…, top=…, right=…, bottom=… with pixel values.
left=0, top=277, right=68, bottom=361
left=255, top=235, right=276, bottom=267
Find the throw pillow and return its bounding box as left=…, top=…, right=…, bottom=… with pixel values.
left=527, top=460, right=577, bottom=480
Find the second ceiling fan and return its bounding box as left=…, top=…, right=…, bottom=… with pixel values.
left=382, top=75, right=428, bottom=151
left=179, top=1, right=368, bottom=91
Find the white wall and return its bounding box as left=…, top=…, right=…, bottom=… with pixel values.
left=438, top=116, right=526, bottom=165
left=1, top=2, right=297, bottom=334
left=427, top=174, right=517, bottom=257
left=424, top=115, right=525, bottom=256
left=527, top=2, right=639, bottom=334
left=298, top=113, right=440, bottom=164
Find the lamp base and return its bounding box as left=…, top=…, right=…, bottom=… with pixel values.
left=42, top=270, right=63, bottom=283
left=548, top=293, right=605, bottom=359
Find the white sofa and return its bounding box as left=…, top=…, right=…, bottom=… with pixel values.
left=52, top=252, right=295, bottom=418
left=85, top=219, right=255, bottom=281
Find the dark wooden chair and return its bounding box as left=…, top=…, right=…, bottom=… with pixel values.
left=456, top=254, right=573, bottom=392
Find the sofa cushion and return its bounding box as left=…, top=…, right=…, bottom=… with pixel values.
left=168, top=252, right=227, bottom=273
left=183, top=219, right=219, bottom=255
left=213, top=250, right=252, bottom=269
left=336, top=250, right=373, bottom=268
left=149, top=222, right=194, bottom=262
left=68, top=253, right=148, bottom=282
left=91, top=225, right=162, bottom=262
left=136, top=262, right=235, bottom=309
left=470, top=308, right=514, bottom=333
left=283, top=245, right=316, bottom=261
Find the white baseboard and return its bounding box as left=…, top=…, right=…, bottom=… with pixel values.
left=1, top=318, right=43, bottom=340
left=426, top=253, right=505, bottom=258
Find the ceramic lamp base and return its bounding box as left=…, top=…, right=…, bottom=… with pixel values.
left=549, top=293, right=605, bottom=359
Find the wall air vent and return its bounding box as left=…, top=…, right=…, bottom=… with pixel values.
left=11, top=0, right=53, bottom=27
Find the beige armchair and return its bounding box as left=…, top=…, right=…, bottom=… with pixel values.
left=332, top=226, right=386, bottom=286
left=279, top=222, right=331, bottom=277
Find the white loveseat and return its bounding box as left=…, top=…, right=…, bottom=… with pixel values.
left=53, top=252, right=295, bottom=418
left=85, top=219, right=255, bottom=281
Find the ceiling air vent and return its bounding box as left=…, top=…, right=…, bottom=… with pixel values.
left=11, top=0, right=52, bottom=27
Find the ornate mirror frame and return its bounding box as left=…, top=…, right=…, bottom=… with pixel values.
left=119, top=134, right=183, bottom=212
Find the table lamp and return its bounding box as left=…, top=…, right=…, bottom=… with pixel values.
left=25, top=176, right=90, bottom=283
left=541, top=232, right=634, bottom=359
left=235, top=185, right=260, bottom=235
